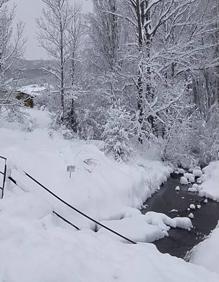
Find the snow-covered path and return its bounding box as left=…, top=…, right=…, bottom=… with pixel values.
left=0, top=109, right=219, bottom=282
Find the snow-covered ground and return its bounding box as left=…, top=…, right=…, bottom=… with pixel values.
left=198, top=161, right=219, bottom=201
left=190, top=161, right=219, bottom=275
left=190, top=222, right=219, bottom=275
left=0, top=108, right=173, bottom=228
left=0, top=108, right=219, bottom=281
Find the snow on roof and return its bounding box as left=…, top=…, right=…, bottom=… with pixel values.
left=18, top=84, right=48, bottom=97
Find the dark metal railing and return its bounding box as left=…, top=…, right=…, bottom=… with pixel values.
left=53, top=211, right=80, bottom=230
left=24, top=172, right=136, bottom=244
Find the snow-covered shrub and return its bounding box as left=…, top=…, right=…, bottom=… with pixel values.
left=63, top=93, right=78, bottom=134
left=0, top=106, right=33, bottom=131
left=102, top=105, right=133, bottom=161
left=34, top=89, right=60, bottom=113
left=196, top=106, right=219, bottom=166
left=76, top=86, right=112, bottom=140
left=161, top=110, right=201, bottom=168
left=162, top=106, right=219, bottom=168
left=76, top=107, right=104, bottom=140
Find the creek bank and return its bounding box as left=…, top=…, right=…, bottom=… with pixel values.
left=141, top=173, right=219, bottom=259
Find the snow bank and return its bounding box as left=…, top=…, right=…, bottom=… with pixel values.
left=190, top=223, right=219, bottom=275
left=198, top=161, right=219, bottom=201
left=98, top=212, right=192, bottom=243
left=0, top=213, right=217, bottom=282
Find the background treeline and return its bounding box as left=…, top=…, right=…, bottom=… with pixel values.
left=0, top=0, right=219, bottom=167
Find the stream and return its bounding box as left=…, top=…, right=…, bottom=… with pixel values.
left=141, top=173, right=219, bottom=260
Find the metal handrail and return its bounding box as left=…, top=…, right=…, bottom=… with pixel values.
left=53, top=211, right=80, bottom=230
left=24, top=171, right=136, bottom=244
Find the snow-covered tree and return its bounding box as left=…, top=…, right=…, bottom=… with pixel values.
left=67, top=3, right=83, bottom=88
left=0, top=0, right=8, bottom=9
left=102, top=104, right=133, bottom=161
left=0, top=3, right=24, bottom=80
left=191, top=0, right=219, bottom=115
left=37, top=0, right=85, bottom=132
left=86, top=0, right=122, bottom=102
left=119, top=0, right=204, bottom=140
left=37, top=0, right=73, bottom=118
left=89, top=0, right=120, bottom=73
left=73, top=0, right=122, bottom=139
left=64, top=3, right=84, bottom=133
left=0, top=0, right=24, bottom=108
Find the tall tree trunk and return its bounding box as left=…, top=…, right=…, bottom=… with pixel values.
left=145, top=0, right=155, bottom=131
left=216, top=1, right=219, bottom=104
left=109, top=0, right=118, bottom=69
left=70, top=48, right=78, bottom=133
left=71, top=50, right=76, bottom=86
left=60, top=21, right=65, bottom=119
left=136, top=0, right=144, bottom=143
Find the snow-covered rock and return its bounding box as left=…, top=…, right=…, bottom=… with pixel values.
left=193, top=168, right=203, bottom=178
left=178, top=168, right=185, bottom=174
left=197, top=177, right=203, bottom=184
left=184, top=173, right=195, bottom=183
left=188, top=183, right=201, bottom=192
left=175, top=186, right=180, bottom=191
left=180, top=176, right=189, bottom=185
left=170, top=209, right=178, bottom=213
left=188, top=187, right=198, bottom=192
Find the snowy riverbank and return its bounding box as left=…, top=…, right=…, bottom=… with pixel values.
left=198, top=161, right=219, bottom=201
left=190, top=222, right=219, bottom=275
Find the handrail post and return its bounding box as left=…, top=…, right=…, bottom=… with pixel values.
left=0, top=156, right=7, bottom=199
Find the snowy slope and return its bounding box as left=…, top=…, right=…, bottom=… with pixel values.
left=0, top=108, right=172, bottom=228
left=0, top=220, right=218, bottom=282
left=0, top=108, right=219, bottom=282
left=190, top=223, right=219, bottom=275
left=199, top=161, right=219, bottom=201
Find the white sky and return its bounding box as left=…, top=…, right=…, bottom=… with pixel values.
left=12, top=0, right=92, bottom=60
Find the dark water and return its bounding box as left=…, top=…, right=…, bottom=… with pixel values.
left=141, top=173, right=219, bottom=259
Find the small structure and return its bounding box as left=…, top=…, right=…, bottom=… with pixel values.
left=15, top=91, right=34, bottom=108
left=67, top=165, right=75, bottom=178
left=15, top=84, right=49, bottom=108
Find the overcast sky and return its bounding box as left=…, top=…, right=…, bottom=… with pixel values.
left=13, top=0, right=92, bottom=60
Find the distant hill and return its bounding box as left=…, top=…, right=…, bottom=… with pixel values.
left=7, top=59, right=56, bottom=87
